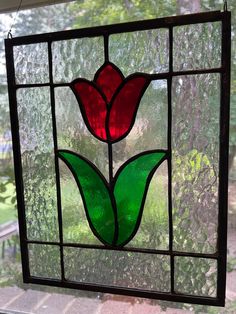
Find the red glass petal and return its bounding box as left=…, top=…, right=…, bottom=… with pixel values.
left=95, top=63, right=124, bottom=103
left=73, top=80, right=107, bottom=141
left=108, top=75, right=149, bottom=142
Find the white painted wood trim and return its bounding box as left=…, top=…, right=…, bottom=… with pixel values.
left=0, top=0, right=73, bottom=13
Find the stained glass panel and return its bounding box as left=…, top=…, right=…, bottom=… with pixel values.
left=5, top=11, right=230, bottom=306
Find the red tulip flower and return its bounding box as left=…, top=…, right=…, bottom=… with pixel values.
left=71, top=62, right=150, bottom=143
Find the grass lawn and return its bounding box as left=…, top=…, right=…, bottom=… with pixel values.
left=0, top=182, right=17, bottom=225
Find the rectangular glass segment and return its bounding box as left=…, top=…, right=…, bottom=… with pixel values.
left=52, top=37, right=104, bottom=83
left=14, top=43, right=49, bottom=84
left=109, top=29, right=169, bottom=76
left=28, top=244, right=61, bottom=279
left=174, top=257, right=217, bottom=297
left=64, top=248, right=170, bottom=292
left=172, top=74, right=220, bottom=253
left=173, top=22, right=221, bottom=71
left=17, top=88, right=59, bottom=241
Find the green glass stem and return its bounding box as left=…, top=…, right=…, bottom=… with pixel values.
left=108, top=142, right=113, bottom=185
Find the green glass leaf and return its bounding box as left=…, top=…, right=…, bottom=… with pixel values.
left=58, top=150, right=115, bottom=246
left=113, top=151, right=166, bottom=247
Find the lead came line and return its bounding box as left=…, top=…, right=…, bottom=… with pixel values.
left=5, top=11, right=224, bottom=46
left=48, top=41, right=65, bottom=280
left=28, top=276, right=220, bottom=306
left=25, top=239, right=219, bottom=259
left=4, top=41, right=30, bottom=280
left=104, top=34, right=109, bottom=62
left=13, top=67, right=224, bottom=89
left=216, top=12, right=231, bottom=305
left=168, top=26, right=174, bottom=294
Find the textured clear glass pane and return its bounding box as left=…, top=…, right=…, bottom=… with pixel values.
left=64, top=248, right=170, bottom=292
left=109, top=29, right=169, bottom=76
left=174, top=257, right=217, bottom=297
left=55, top=87, right=108, bottom=244
left=173, top=22, right=221, bottom=71
left=14, top=43, right=49, bottom=84
left=128, top=161, right=169, bottom=250
left=28, top=244, right=60, bottom=279
left=113, top=80, right=168, bottom=173
left=55, top=87, right=108, bottom=178
left=172, top=74, right=220, bottom=253
left=52, top=37, right=104, bottom=83
left=17, top=88, right=58, bottom=241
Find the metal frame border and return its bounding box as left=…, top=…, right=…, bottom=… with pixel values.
left=5, top=10, right=231, bottom=306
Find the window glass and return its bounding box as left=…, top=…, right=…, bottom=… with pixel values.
left=0, top=1, right=235, bottom=313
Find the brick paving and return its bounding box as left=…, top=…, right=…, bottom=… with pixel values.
left=34, top=293, right=74, bottom=314
left=131, top=302, right=162, bottom=314
left=2, top=290, right=49, bottom=313
left=0, top=289, right=176, bottom=314
left=0, top=270, right=235, bottom=313
left=0, top=287, right=23, bottom=309
left=99, top=300, right=131, bottom=314
left=64, top=297, right=101, bottom=314
left=0, top=280, right=234, bottom=314
left=0, top=272, right=235, bottom=314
